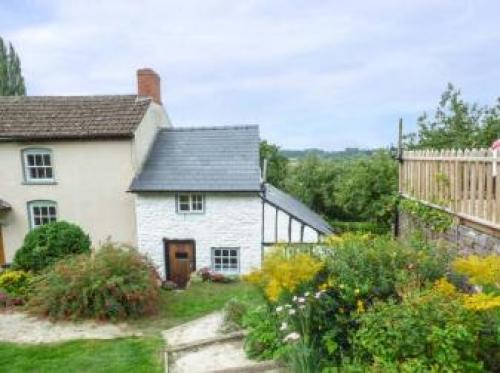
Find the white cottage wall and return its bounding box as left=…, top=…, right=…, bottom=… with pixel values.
left=135, top=192, right=262, bottom=279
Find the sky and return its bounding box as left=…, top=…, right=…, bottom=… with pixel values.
left=1, top=0, right=500, bottom=150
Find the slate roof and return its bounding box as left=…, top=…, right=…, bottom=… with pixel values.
left=263, top=183, right=333, bottom=234
left=130, top=125, right=261, bottom=192
left=0, top=95, right=151, bottom=141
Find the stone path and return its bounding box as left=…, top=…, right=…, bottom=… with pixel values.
left=162, top=312, right=284, bottom=372
left=0, top=311, right=139, bottom=344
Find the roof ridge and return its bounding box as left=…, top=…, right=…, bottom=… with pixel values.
left=160, top=125, right=259, bottom=132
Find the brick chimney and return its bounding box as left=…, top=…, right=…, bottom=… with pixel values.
left=137, top=68, right=161, bottom=104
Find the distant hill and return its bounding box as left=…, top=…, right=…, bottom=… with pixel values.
left=280, top=148, right=374, bottom=160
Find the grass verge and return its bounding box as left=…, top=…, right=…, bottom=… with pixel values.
left=134, top=281, right=264, bottom=333
left=0, top=337, right=164, bottom=373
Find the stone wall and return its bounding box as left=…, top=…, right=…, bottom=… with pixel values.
left=398, top=211, right=500, bottom=256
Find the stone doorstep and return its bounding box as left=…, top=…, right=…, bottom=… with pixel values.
left=165, top=330, right=247, bottom=353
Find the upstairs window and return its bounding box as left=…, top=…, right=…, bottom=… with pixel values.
left=28, top=200, right=57, bottom=229
left=23, top=149, right=54, bottom=183
left=176, top=193, right=204, bottom=213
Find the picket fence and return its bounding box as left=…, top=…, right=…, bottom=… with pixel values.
left=400, top=148, right=500, bottom=228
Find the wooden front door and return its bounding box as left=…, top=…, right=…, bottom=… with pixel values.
left=0, top=226, right=5, bottom=266
left=166, top=240, right=195, bottom=288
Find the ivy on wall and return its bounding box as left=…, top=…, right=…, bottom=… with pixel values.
left=399, top=199, right=454, bottom=233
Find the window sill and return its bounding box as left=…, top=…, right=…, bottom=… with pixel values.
left=22, top=181, right=58, bottom=186
left=176, top=211, right=205, bottom=215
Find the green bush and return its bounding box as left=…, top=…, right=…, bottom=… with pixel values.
left=222, top=298, right=248, bottom=332
left=353, top=293, right=485, bottom=372
left=14, top=221, right=91, bottom=272
left=27, top=242, right=160, bottom=321
left=242, top=305, right=285, bottom=360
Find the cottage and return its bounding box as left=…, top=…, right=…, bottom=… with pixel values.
left=0, top=69, right=331, bottom=286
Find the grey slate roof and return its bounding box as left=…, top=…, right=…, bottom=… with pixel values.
left=263, top=183, right=333, bottom=234
left=0, top=95, right=151, bottom=141
left=130, top=125, right=261, bottom=192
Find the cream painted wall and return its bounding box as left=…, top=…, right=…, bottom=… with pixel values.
left=0, top=140, right=136, bottom=261
left=132, top=102, right=171, bottom=171
left=0, top=103, right=169, bottom=262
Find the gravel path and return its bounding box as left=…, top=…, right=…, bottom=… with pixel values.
left=163, top=312, right=282, bottom=372
left=0, top=312, right=140, bottom=344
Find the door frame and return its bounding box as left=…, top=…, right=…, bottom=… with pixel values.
left=163, top=239, right=196, bottom=282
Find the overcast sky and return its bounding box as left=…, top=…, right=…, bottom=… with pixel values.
left=2, top=0, right=500, bottom=150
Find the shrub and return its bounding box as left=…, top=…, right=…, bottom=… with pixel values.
left=221, top=298, right=248, bottom=332
left=242, top=305, right=286, bottom=360
left=244, top=248, right=324, bottom=302
left=27, top=242, right=160, bottom=321
left=14, top=221, right=91, bottom=272
left=353, top=293, right=485, bottom=372
left=0, top=270, right=33, bottom=299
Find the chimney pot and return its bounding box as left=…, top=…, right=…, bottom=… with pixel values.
left=137, top=68, right=161, bottom=104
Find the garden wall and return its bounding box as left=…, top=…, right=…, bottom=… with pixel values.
left=398, top=210, right=500, bottom=256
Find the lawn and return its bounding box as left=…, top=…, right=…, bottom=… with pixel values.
left=0, top=281, right=262, bottom=372
left=0, top=337, right=164, bottom=373
left=134, top=280, right=264, bottom=333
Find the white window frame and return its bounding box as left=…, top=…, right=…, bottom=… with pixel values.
left=211, top=247, right=240, bottom=273
left=22, top=148, right=55, bottom=183
left=176, top=193, right=204, bottom=214
left=28, top=200, right=57, bottom=229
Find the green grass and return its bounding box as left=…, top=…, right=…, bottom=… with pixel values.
left=0, top=337, right=164, bottom=373
left=0, top=281, right=263, bottom=372
left=133, top=280, right=264, bottom=333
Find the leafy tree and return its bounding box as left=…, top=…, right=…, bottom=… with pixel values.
left=406, top=84, right=500, bottom=149
left=260, top=140, right=289, bottom=188
left=0, top=36, right=26, bottom=96
left=334, top=151, right=398, bottom=227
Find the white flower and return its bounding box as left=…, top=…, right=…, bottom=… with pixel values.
left=289, top=309, right=296, bottom=315
left=292, top=296, right=298, bottom=302
left=276, top=306, right=283, bottom=312
left=283, top=332, right=300, bottom=342
left=315, top=292, right=322, bottom=299
left=304, top=292, right=310, bottom=297
left=285, top=304, right=292, bottom=309
left=299, top=305, right=305, bottom=310
left=280, top=322, right=288, bottom=331
left=298, top=297, right=305, bottom=303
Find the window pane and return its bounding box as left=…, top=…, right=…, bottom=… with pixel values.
left=214, top=249, right=221, bottom=256
left=179, top=195, right=189, bottom=203
left=33, top=207, right=40, bottom=215
left=46, top=168, right=53, bottom=179
left=29, top=168, right=37, bottom=178
left=41, top=206, right=48, bottom=215
left=49, top=206, right=56, bottom=216
left=35, top=154, right=43, bottom=165
left=27, top=155, right=35, bottom=166
left=34, top=217, right=41, bottom=226
left=223, top=249, right=228, bottom=256
left=222, top=258, right=229, bottom=264
left=39, top=168, right=46, bottom=179
left=179, top=202, right=190, bottom=211
left=43, top=154, right=51, bottom=166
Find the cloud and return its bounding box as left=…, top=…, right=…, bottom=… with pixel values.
left=3, top=0, right=500, bottom=149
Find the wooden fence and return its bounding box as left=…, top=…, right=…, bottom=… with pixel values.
left=400, top=149, right=500, bottom=229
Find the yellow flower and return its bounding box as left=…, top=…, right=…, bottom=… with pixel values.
left=243, top=247, right=324, bottom=302
left=452, top=255, right=500, bottom=288
left=432, top=278, right=457, bottom=297
left=463, top=293, right=500, bottom=311
left=356, top=299, right=365, bottom=313
left=354, top=288, right=360, bottom=295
